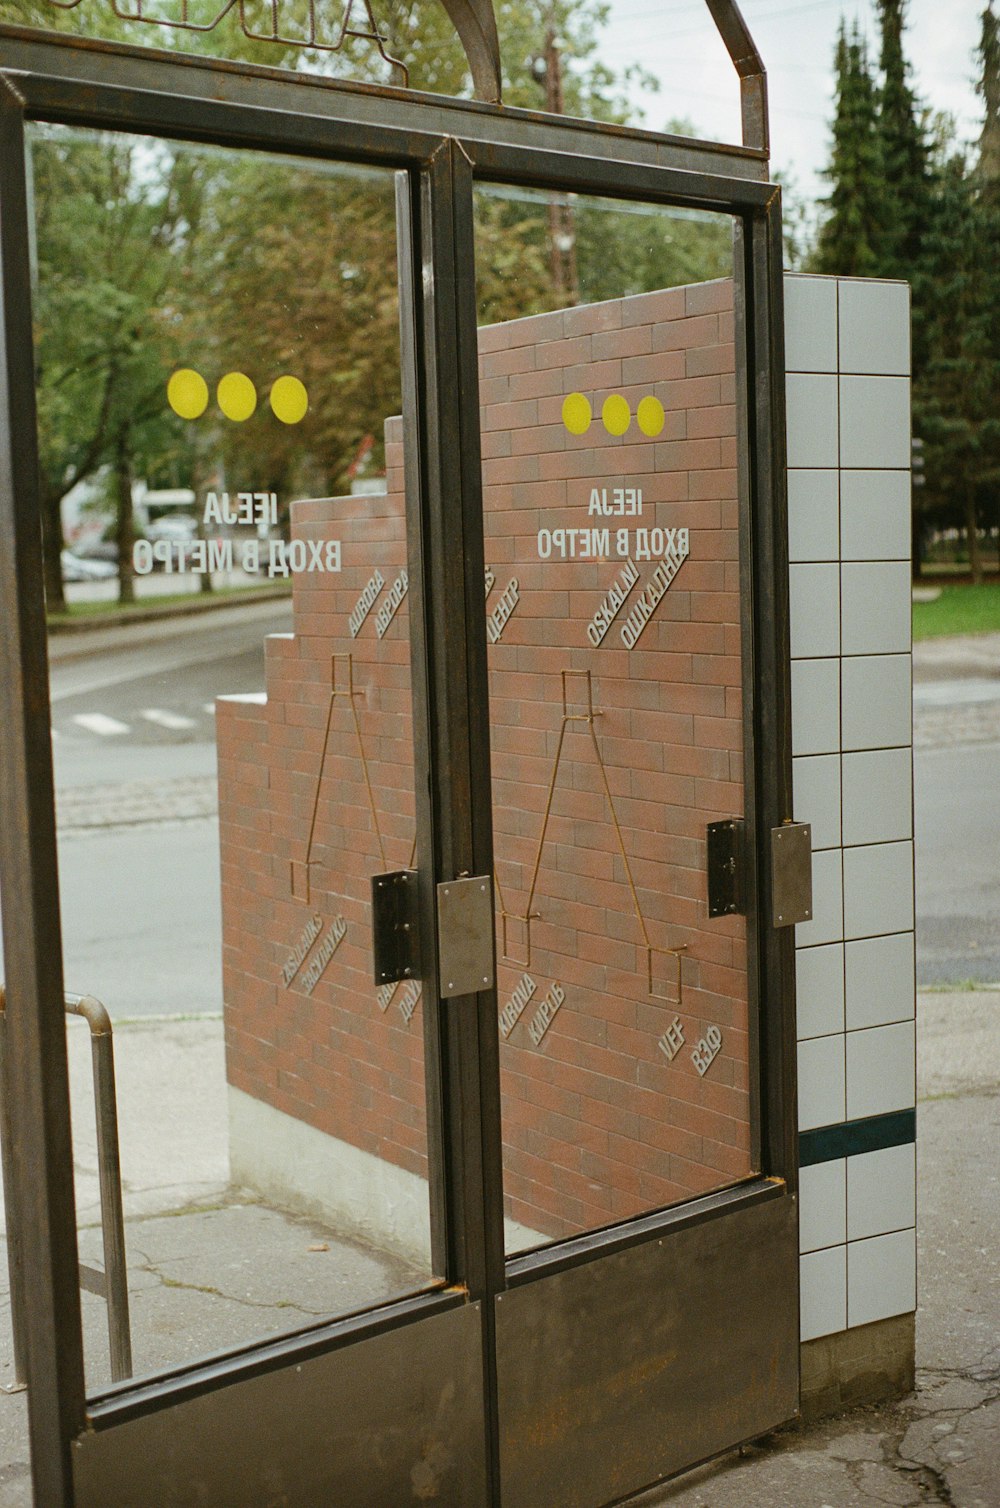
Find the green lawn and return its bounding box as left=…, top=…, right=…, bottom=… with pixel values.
left=912, top=582, right=1000, bottom=640
left=47, top=581, right=291, bottom=626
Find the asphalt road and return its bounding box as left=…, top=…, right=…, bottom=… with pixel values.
left=2, top=602, right=997, bottom=1012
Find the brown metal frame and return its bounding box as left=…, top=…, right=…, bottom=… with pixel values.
left=0, top=20, right=795, bottom=1508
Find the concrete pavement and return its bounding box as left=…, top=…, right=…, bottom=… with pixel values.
left=0, top=989, right=998, bottom=1506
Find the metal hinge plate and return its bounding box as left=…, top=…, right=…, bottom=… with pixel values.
left=707, top=818, right=746, bottom=917
left=371, top=870, right=421, bottom=985
left=437, top=875, right=495, bottom=998
left=771, top=823, right=813, bottom=928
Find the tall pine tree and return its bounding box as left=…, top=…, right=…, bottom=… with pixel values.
left=873, top=0, right=933, bottom=278
left=814, top=22, right=882, bottom=276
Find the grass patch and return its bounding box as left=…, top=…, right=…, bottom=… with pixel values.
left=47, top=581, right=290, bottom=625
left=912, top=582, right=1000, bottom=640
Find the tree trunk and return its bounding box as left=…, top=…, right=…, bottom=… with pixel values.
left=40, top=483, right=66, bottom=613
left=115, top=435, right=136, bottom=605
left=966, top=481, right=983, bottom=584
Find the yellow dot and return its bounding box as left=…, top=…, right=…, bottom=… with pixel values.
left=602, top=393, right=631, bottom=436
left=562, top=392, right=592, bottom=436
left=167, top=369, right=208, bottom=421
left=270, top=375, right=309, bottom=426
left=217, top=372, right=257, bottom=423
left=636, top=395, right=665, bottom=438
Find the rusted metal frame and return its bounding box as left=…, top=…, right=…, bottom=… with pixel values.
left=415, top=137, right=505, bottom=1505
left=704, top=0, right=770, bottom=155
left=64, top=994, right=132, bottom=1384
left=0, top=26, right=768, bottom=181
left=504, top=1176, right=785, bottom=1288
left=0, top=76, right=85, bottom=1508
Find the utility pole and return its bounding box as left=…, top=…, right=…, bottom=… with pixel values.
left=537, top=18, right=579, bottom=305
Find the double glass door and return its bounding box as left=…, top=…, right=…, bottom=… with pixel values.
left=0, top=38, right=798, bottom=1508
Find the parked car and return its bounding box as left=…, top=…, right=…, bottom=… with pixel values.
left=60, top=549, right=117, bottom=583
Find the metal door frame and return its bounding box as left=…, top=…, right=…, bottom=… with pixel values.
left=0, top=26, right=796, bottom=1507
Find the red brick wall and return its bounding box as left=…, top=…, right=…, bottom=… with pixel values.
left=219, top=278, right=751, bottom=1248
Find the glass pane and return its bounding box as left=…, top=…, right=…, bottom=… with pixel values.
left=19, top=124, right=440, bottom=1390
left=473, top=185, right=754, bottom=1254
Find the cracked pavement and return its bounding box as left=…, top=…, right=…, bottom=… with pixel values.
left=1, top=996, right=998, bottom=1504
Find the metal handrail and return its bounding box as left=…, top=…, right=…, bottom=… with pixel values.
left=0, top=987, right=132, bottom=1387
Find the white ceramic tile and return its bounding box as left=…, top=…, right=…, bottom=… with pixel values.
left=841, top=748, right=913, bottom=847
left=796, top=942, right=845, bottom=1040
left=841, top=471, right=911, bottom=560
left=793, top=754, right=841, bottom=850
left=841, top=655, right=912, bottom=751
left=839, top=376, right=911, bottom=469
left=845, top=932, right=915, bottom=1031
left=788, top=470, right=839, bottom=562
left=784, top=276, right=839, bottom=373
left=786, top=373, right=839, bottom=468
left=847, top=1228, right=916, bottom=1328
left=800, top=1159, right=847, bottom=1253
left=838, top=279, right=910, bottom=376
left=796, top=848, right=843, bottom=948
left=790, top=563, right=840, bottom=659
left=845, top=1022, right=915, bottom=1120
left=841, top=563, right=912, bottom=656
left=843, top=841, right=914, bottom=939
left=798, top=1033, right=846, bottom=1131
left=847, top=1144, right=916, bottom=1242
left=791, top=659, right=841, bottom=756
left=801, top=1245, right=847, bottom=1341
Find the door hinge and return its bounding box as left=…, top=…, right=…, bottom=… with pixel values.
left=437, top=875, right=495, bottom=998
left=771, top=822, right=813, bottom=928
left=371, top=870, right=421, bottom=985
left=707, top=818, right=746, bottom=917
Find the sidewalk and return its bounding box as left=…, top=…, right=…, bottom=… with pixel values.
left=1, top=990, right=997, bottom=1505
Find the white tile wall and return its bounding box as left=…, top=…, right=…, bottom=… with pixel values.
left=801, top=1245, right=847, bottom=1342
left=800, top=1158, right=847, bottom=1252
left=847, top=1229, right=916, bottom=1328
left=841, top=471, right=911, bottom=561
left=786, top=373, right=840, bottom=468
left=785, top=275, right=839, bottom=373
left=786, top=275, right=916, bottom=1346
left=796, top=943, right=845, bottom=1040
left=846, top=1144, right=916, bottom=1242
left=841, top=655, right=912, bottom=751
left=798, top=1035, right=846, bottom=1131
left=839, top=376, right=911, bottom=469
left=841, top=563, right=912, bottom=655
left=841, top=748, right=913, bottom=847
left=843, top=842, right=914, bottom=939
left=788, top=470, right=839, bottom=561
left=789, top=563, right=841, bottom=658
left=791, top=659, right=841, bottom=755
left=838, top=280, right=910, bottom=376
left=844, top=932, right=915, bottom=1031
left=793, top=754, right=842, bottom=851
left=845, top=1022, right=916, bottom=1120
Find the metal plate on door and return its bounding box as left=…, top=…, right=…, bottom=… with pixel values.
left=437, top=876, right=495, bottom=998
left=771, top=822, right=813, bottom=927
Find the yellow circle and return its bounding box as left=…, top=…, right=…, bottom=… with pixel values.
left=562, top=392, right=592, bottom=436
left=270, top=375, right=309, bottom=426
left=217, top=372, right=258, bottom=423
left=602, top=393, right=631, bottom=437
left=636, top=395, right=665, bottom=438
left=167, top=368, right=209, bottom=421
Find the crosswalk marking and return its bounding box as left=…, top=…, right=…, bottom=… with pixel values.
left=203, top=702, right=216, bottom=715
left=141, top=708, right=197, bottom=731
left=72, top=712, right=129, bottom=737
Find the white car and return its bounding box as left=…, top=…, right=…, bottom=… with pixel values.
left=60, top=549, right=118, bottom=582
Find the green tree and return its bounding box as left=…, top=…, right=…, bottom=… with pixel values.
left=873, top=0, right=933, bottom=278
left=813, top=22, right=881, bottom=277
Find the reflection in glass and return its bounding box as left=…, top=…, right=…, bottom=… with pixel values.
left=474, top=187, right=755, bottom=1253
left=25, top=124, right=440, bottom=1391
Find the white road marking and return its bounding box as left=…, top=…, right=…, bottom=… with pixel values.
left=203, top=702, right=216, bottom=715
left=141, top=708, right=197, bottom=730
left=72, top=712, right=130, bottom=737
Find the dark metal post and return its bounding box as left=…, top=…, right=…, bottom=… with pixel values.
left=0, top=990, right=28, bottom=1389
left=65, top=996, right=132, bottom=1384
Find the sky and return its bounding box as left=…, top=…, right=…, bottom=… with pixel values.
left=598, top=0, right=986, bottom=208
